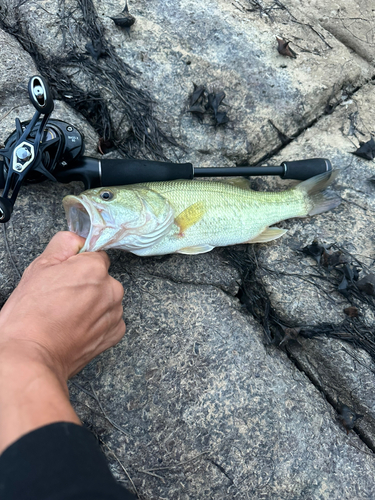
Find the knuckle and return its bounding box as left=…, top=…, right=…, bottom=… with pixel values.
left=37, top=256, right=52, bottom=267
left=85, top=253, right=109, bottom=278
left=113, top=320, right=126, bottom=344
left=31, top=255, right=51, bottom=269
left=59, top=231, right=79, bottom=244
left=97, top=260, right=109, bottom=277
left=118, top=319, right=126, bottom=337
left=113, top=280, right=125, bottom=300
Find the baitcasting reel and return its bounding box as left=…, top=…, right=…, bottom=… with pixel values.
left=0, top=75, right=333, bottom=223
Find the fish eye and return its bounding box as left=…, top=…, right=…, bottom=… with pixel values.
left=100, top=190, right=114, bottom=201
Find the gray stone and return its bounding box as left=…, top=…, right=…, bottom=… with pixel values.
left=0, top=29, right=38, bottom=100
left=253, top=80, right=375, bottom=450
left=290, top=0, right=375, bottom=65
left=1, top=0, right=374, bottom=166
left=257, top=81, right=375, bottom=325
left=70, top=283, right=375, bottom=499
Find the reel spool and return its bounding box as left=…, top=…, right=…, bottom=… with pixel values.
left=0, top=119, right=84, bottom=187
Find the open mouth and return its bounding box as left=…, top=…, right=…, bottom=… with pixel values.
left=68, top=203, right=91, bottom=238
left=63, top=195, right=95, bottom=250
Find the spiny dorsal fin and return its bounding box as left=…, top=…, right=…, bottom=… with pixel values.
left=247, top=227, right=287, bottom=243
left=216, top=177, right=252, bottom=190
left=175, top=201, right=205, bottom=235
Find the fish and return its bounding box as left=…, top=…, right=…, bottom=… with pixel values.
left=63, top=171, right=340, bottom=256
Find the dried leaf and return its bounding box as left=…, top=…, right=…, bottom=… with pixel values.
left=300, top=241, right=325, bottom=265
left=356, top=274, right=375, bottom=296
left=342, top=262, right=359, bottom=282
left=321, top=250, right=344, bottom=269
left=98, top=138, right=115, bottom=155
left=206, top=91, right=226, bottom=116
left=189, top=86, right=229, bottom=125
left=276, top=37, right=297, bottom=58
left=190, top=84, right=206, bottom=106
left=85, top=39, right=105, bottom=60
left=215, top=111, right=229, bottom=126
left=189, top=104, right=206, bottom=119
left=338, top=275, right=350, bottom=297
left=343, top=306, right=358, bottom=318
left=337, top=404, right=363, bottom=433
left=279, top=327, right=301, bottom=346
left=110, top=1, right=136, bottom=27
left=352, top=137, right=375, bottom=161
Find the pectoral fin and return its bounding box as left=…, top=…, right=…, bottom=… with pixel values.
left=177, top=244, right=214, bottom=255
left=247, top=227, right=287, bottom=243
left=175, top=201, right=205, bottom=235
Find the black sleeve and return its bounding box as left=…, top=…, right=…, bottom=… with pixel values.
left=0, top=422, right=136, bottom=500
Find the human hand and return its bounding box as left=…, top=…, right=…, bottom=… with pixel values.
left=0, top=231, right=125, bottom=380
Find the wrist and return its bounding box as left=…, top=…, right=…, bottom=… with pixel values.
left=0, top=342, right=80, bottom=454
left=0, top=338, right=66, bottom=383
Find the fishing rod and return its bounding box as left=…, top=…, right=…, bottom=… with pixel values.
left=0, top=75, right=332, bottom=223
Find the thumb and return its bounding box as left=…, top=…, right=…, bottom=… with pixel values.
left=41, top=231, right=86, bottom=263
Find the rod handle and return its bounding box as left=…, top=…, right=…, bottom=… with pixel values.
left=281, top=158, right=332, bottom=180
left=100, top=159, right=194, bottom=185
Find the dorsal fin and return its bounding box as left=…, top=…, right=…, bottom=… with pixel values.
left=216, top=177, right=252, bottom=190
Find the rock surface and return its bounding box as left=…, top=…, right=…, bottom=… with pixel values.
left=1, top=1, right=375, bottom=499
left=291, top=0, right=375, bottom=65
left=2, top=0, right=374, bottom=165
left=253, top=80, right=375, bottom=452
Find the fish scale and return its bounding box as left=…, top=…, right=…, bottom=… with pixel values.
left=137, top=180, right=307, bottom=252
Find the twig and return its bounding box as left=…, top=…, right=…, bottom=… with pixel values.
left=2, top=225, right=21, bottom=281
left=89, top=381, right=130, bottom=436
left=100, top=439, right=140, bottom=498
left=70, top=398, right=124, bottom=422
left=346, top=435, right=375, bottom=457
left=144, top=451, right=209, bottom=472
left=0, top=105, right=28, bottom=123
left=137, top=469, right=165, bottom=482
left=70, top=380, right=130, bottom=436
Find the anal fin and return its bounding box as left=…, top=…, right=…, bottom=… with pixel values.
left=247, top=227, right=287, bottom=244
left=177, top=244, right=214, bottom=255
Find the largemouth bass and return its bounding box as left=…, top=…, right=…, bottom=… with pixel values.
left=63, top=171, right=339, bottom=256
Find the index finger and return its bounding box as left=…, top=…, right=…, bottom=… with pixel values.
left=77, top=249, right=111, bottom=271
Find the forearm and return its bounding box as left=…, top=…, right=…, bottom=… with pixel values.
left=0, top=342, right=80, bottom=455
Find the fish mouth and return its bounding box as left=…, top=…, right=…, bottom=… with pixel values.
left=63, top=195, right=99, bottom=251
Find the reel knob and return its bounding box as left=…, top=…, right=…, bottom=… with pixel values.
left=28, top=76, right=54, bottom=115
left=0, top=198, right=13, bottom=223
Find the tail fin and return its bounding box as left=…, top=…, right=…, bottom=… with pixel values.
left=295, top=170, right=340, bottom=216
